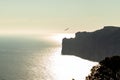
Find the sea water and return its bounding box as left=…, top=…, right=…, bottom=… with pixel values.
left=0, top=36, right=97, bottom=80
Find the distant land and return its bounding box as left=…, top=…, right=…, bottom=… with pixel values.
left=62, top=26, right=120, bottom=61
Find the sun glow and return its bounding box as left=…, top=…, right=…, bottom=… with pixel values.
left=49, top=34, right=98, bottom=80
left=52, top=55, right=97, bottom=80
left=51, top=33, right=75, bottom=44
left=29, top=46, right=97, bottom=80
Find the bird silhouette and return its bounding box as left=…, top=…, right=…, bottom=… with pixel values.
left=64, top=28, right=70, bottom=31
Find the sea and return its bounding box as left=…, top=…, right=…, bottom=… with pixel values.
left=0, top=35, right=97, bottom=80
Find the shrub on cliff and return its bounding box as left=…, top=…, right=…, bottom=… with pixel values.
left=86, top=56, right=120, bottom=80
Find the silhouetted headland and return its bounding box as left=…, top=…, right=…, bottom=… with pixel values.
left=62, top=26, right=120, bottom=61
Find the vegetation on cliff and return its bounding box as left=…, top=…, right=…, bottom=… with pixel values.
left=86, top=56, right=120, bottom=80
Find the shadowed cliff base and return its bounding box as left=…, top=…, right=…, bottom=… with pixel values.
left=62, top=26, right=120, bottom=61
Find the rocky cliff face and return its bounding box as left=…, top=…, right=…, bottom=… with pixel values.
left=62, top=26, right=120, bottom=61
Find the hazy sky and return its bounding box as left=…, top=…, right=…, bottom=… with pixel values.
left=0, top=0, right=120, bottom=35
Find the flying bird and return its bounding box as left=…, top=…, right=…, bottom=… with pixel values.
left=64, top=28, right=70, bottom=31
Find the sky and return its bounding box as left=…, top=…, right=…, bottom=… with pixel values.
left=0, top=0, right=120, bottom=35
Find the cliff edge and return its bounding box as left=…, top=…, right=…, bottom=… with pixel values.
left=62, top=26, right=120, bottom=61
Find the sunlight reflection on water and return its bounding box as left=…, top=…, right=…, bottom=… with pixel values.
left=52, top=56, right=97, bottom=80
left=0, top=36, right=97, bottom=80
left=30, top=47, right=97, bottom=80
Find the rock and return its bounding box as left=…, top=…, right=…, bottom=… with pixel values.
left=62, top=26, right=120, bottom=61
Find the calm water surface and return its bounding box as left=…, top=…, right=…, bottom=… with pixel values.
left=0, top=36, right=97, bottom=80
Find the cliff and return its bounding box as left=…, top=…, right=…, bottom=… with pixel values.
left=62, top=26, right=120, bottom=61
